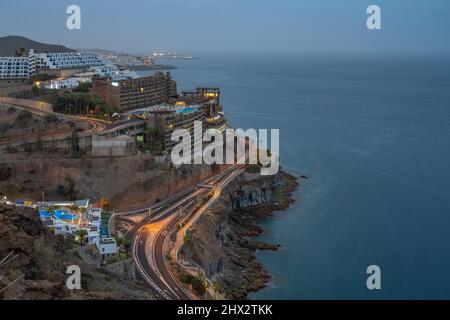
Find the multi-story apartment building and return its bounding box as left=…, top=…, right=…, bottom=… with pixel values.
left=0, top=49, right=108, bottom=79
left=90, top=72, right=178, bottom=110
left=179, top=87, right=226, bottom=131
left=35, top=52, right=106, bottom=70
left=180, top=87, right=221, bottom=105
left=0, top=49, right=36, bottom=79
left=143, top=104, right=206, bottom=152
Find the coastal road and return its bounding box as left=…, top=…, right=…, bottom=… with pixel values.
left=0, top=102, right=108, bottom=131
left=127, top=165, right=245, bottom=300
left=0, top=103, right=109, bottom=146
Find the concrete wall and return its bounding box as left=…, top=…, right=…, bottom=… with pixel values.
left=0, top=81, right=31, bottom=95
left=91, top=134, right=135, bottom=157
left=0, top=97, right=53, bottom=113
left=38, top=68, right=84, bottom=79
left=0, top=133, right=92, bottom=154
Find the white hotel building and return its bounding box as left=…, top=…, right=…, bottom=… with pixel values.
left=0, top=50, right=109, bottom=79
left=35, top=52, right=105, bottom=70
left=0, top=49, right=36, bottom=79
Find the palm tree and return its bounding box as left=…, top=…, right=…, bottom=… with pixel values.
left=92, top=95, right=102, bottom=115
left=75, top=229, right=88, bottom=246
left=15, top=48, right=27, bottom=57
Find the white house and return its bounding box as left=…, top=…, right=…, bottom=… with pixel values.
left=88, top=226, right=100, bottom=245
left=91, top=220, right=100, bottom=229
left=96, top=237, right=119, bottom=261
left=54, top=221, right=79, bottom=236
left=45, top=77, right=91, bottom=90
left=37, top=199, right=90, bottom=209
left=90, top=208, right=102, bottom=218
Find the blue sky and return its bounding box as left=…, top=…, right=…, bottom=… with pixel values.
left=1, top=0, right=449, bottom=55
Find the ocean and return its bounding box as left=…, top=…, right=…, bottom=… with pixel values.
left=139, top=53, right=450, bottom=299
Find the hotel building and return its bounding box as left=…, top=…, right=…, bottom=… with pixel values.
left=0, top=49, right=36, bottom=79
left=0, top=50, right=109, bottom=79
left=179, top=87, right=226, bottom=130
left=35, top=52, right=106, bottom=70
left=142, top=104, right=205, bottom=152
left=90, top=72, right=178, bottom=110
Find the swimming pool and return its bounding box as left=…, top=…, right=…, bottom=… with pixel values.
left=176, top=107, right=196, bottom=114
left=39, top=210, right=52, bottom=218
left=54, top=210, right=77, bottom=220
left=39, top=210, right=77, bottom=220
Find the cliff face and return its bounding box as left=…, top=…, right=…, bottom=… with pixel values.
left=0, top=205, right=154, bottom=300
left=181, top=171, right=298, bottom=299
left=229, top=172, right=285, bottom=210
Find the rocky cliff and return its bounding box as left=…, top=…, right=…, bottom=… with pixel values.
left=0, top=205, right=154, bottom=300
left=180, top=170, right=299, bottom=299
left=0, top=154, right=221, bottom=211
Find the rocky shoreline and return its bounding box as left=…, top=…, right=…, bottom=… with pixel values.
left=180, top=169, right=300, bottom=299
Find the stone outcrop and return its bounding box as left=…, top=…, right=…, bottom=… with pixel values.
left=0, top=165, right=12, bottom=181
left=229, top=172, right=284, bottom=209
left=180, top=170, right=299, bottom=299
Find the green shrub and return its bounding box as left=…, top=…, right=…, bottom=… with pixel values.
left=191, top=278, right=207, bottom=296
left=183, top=231, right=193, bottom=245
left=44, top=114, right=59, bottom=123
left=72, top=82, right=92, bottom=93
left=56, top=174, right=79, bottom=200
left=7, top=106, right=16, bottom=115
left=16, top=110, right=32, bottom=125
left=180, top=274, right=195, bottom=284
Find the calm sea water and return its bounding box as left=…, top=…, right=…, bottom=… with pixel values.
left=140, top=54, right=450, bottom=299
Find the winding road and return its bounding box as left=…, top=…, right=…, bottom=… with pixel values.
left=0, top=102, right=109, bottom=145
left=121, top=165, right=245, bottom=300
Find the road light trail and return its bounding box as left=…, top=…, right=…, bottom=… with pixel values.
left=129, top=165, right=245, bottom=300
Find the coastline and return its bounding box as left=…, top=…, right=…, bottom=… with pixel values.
left=231, top=171, right=300, bottom=298
left=179, top=169, right=300, bottom=299
left=119, top=64, right=177, bottom=71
